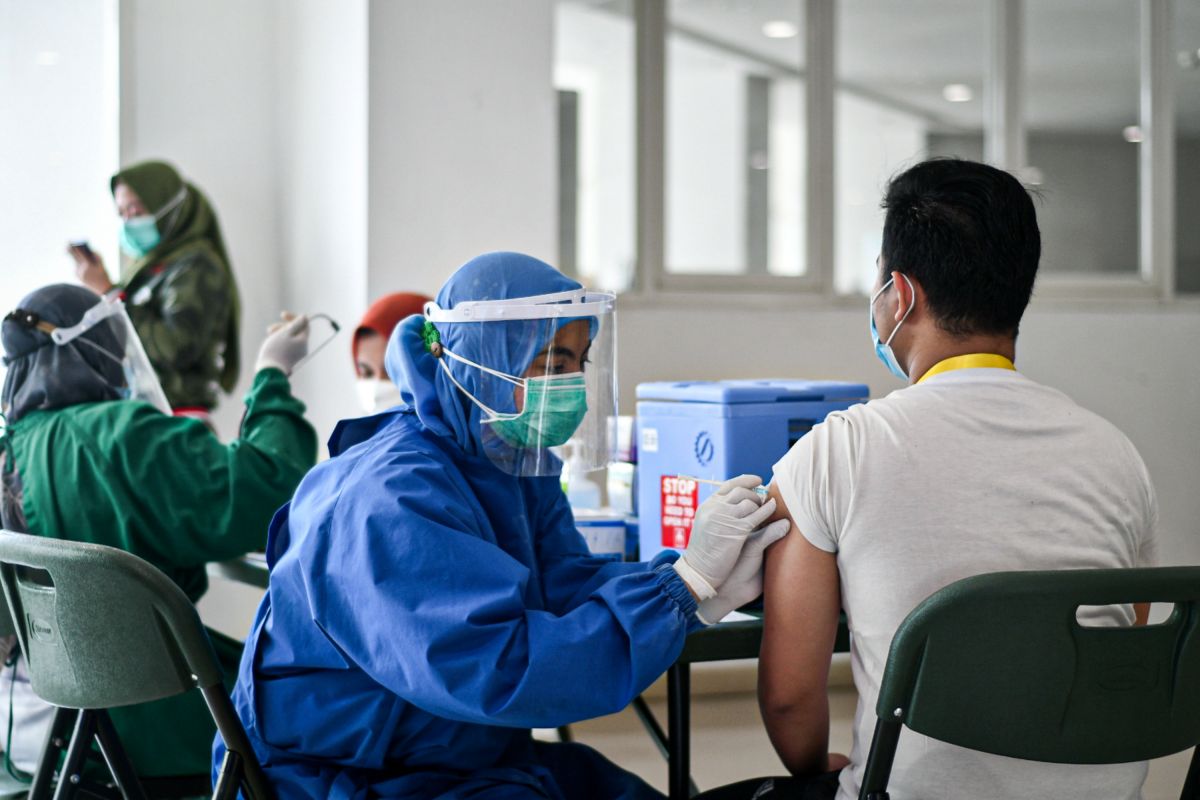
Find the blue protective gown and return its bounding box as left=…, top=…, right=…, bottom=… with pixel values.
left=220, top=253, right=702, bottom=799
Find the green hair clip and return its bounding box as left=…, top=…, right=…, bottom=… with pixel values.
left=422, top=320, right=444, bottom=357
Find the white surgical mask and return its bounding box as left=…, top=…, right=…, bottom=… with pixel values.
left=356, top=378, right=402, bottom=413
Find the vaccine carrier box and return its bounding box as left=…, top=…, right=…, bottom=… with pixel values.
left=636, top=379, right=869, bottom=562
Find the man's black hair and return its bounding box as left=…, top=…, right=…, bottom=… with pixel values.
left=880, top=158, right=1040, bottom=337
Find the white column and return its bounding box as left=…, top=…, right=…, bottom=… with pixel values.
left=366, top=0, right=558, bottom=300
left=275, top=0, right=370, bottom=435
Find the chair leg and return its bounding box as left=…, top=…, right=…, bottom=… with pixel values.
left=52, top=710, right=97, bottom=800
left=92, top=711, right=148, bottom=800
left=202, top=686, right=272, bottom=800
left=858, top=719, right=902, bottom=800
left=1181, top=745, right=1200, bottom=800
left=211, top=750, right=240, bottom=800
left=29, top=707, right=79, bottom=800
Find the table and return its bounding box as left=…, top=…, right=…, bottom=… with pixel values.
left=208, top=555, right=270, bottom=589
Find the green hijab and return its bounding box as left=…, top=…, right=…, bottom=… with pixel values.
left=110, top=160, right=241, bottom=392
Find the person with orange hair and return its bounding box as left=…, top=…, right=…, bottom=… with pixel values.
left=352, top=292, right=430, bottom=413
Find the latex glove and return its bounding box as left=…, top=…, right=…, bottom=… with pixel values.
left=696, top=518, right=790, bottom=625
left=255, top=312, right=309, bottom=375
left=672, top=475, right=777, bottom=601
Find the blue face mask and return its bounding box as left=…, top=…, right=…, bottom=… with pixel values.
left=869, top=275, right=915, bottom=381
left=119, top=216, right=160, bottom=257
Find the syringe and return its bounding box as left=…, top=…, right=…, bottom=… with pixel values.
left=677, top=475, right=769, bottom=499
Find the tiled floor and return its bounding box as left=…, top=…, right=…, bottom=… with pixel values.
left=556, top=686, right=1194, bottom=798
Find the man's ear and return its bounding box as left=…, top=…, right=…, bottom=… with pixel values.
left=890, top=270, right=920, bottom=323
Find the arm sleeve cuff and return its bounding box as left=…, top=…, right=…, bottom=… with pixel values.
left=650, top=551, right=704, bottom=634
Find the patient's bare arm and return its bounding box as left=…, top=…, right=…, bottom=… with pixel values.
left=758, top=482, right=849, bottom=775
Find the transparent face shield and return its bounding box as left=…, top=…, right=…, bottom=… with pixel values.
left=423, top=289, right=618, bottom=478
left=47, top=296, right=172, bottom=414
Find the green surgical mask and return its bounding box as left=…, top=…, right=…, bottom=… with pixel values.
left=487, top=373, right=588, bottom=448
left=119, top=215, right=160, bottom=257
left=117, top=186, right=188, bottom=258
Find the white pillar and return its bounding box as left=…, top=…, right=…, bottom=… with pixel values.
left=366, top=0, right=558, bottom=300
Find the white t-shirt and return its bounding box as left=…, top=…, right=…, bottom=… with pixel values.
left=773, top=367, right=1158, bottom=800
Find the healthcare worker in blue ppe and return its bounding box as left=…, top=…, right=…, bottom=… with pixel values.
left=218, top=252, right=789, bottom=799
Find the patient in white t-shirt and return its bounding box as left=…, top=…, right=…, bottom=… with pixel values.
left=694, top=158, right=1157, bottom=800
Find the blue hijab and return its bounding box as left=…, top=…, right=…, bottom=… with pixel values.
left=385, top=252, right=582, bottom=458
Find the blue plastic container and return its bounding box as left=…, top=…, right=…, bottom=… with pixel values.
left=573, top=510, right=628, bottom=560
left=636, top=379, right=869, bottom=562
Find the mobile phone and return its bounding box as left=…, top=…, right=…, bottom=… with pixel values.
left=68, top=240, right=94, bottom=260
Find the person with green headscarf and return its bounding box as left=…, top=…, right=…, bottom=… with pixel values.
left=68, top=160, right=241, bottom=418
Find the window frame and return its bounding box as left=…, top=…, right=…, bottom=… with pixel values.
left=623, top=0, right=1178, bottom=302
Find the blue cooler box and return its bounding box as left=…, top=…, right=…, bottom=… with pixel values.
left=636, top=379, right=869, bottom=562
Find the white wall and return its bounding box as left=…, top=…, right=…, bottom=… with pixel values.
left=0, top=0, right=118, bottom=322
left=119, top=0, right=283, bottom=438
left=366, top=0, right=557, bottom=299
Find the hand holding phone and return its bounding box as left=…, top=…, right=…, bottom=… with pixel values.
left=66, top=240, right=113, bottom=294
left=68, top=240, right=95, bottom=261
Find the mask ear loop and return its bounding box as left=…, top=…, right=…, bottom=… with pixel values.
left=422, top=320, right=522, bottom=422
left=873, top=274, right=916, bottom=347
left=886, top=274, right=917, bottom=347
left=152, top=186, right=190, bottom=241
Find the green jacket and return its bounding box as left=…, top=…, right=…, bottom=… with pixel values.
left=123, top=239, right=235, bottom=411
left=2, top=368, right=317, bottom=776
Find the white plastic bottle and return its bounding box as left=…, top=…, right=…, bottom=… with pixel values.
left=564, top=452, right=602, bottom=511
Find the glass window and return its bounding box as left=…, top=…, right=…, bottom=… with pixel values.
left=554, top=0, right=637, bottom=294
left=1176, top=2, right=1200, bottom=293
left=835, top=0, right=988, bottom=295
left=1025, top=0, right=1140, bottom=275
left=664, top=0, right=805, bottom=278
left=0, top=0, right=120, bottom=321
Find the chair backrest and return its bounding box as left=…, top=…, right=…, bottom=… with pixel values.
left=875, top=567, right=1200, bottom=764
left=0, top=529, right=224, bottom=709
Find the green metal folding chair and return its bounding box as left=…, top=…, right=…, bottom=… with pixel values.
left=859, top=567, right=1200, bottom=800
left=0, top=531, right=273, bottom=800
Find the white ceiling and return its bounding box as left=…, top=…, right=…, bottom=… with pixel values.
left=581, top=0, right=1200, bottom=135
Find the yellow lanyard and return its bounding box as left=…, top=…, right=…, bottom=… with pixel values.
left=916, top=353, right=1016, bottom=385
